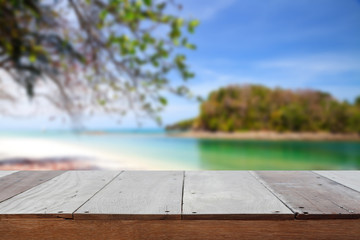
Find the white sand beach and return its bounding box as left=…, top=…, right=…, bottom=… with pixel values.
left=0, top=137, right=187, bottom=170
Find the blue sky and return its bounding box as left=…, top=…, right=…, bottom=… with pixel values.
left=162, top=0, right=360, bottom=125
left=1, top=0, right=360, bottom=130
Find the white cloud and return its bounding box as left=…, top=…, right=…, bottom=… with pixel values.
left=198, top=0, right=236, bottom=20
left=184, top=52, right=360, bottom=104
left=257, top=54, right=360, bottom=74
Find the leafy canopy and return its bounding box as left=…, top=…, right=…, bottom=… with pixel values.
left=167, top=85, right=360, bottom=133
left=0, top=0, right=199, bottom=123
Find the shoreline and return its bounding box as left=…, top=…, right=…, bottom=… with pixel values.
left=168, top=131, right=360, bottom=141
left=0, top=137, right=190, bottom=170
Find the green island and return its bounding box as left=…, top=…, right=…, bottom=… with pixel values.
left=166, top=85, right=360, bottom=135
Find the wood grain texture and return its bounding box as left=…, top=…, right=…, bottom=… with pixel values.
left=0, top=171, right=17, bottom=178
left=0, top=171, right=65, bottom=204
left=1, top=219, right=360, bottom=240
left=254, top=171, right=360, bottom=219
left=314, top=171, right=360, bottom=193
left=0, top=171, right=121, bottom=219
left=182, top=171, right=293, bottom=220
left=75, top=171, right=184, bottom=220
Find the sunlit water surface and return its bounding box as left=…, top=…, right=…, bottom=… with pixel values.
left=1, top=130, right=359, bottom=170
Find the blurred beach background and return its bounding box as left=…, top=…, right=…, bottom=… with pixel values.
left=0, top=0, right=359, bottom=171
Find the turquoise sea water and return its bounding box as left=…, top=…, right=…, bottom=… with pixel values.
left=1, top=129, right=360, bottom=170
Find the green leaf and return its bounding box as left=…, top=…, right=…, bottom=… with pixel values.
left=29, top=54, right=36, bottom=63
left=172, top=39, right=179, bottom=46
left=98, top=99, right=106, bottom=106
left=196, top=96, right=204, bottom=102
left=157, top=3, right=166, bottom=10
left=185, top=43, right=196, bottom=50
left=188, top=19, right=200, bottom=33
left=181, top=38, right=188, bottom=45
left=161, top=15, right=171, bottom=22
left=99, top=10, right=108, bottom=21
left=159, top=96, right=168, bottom=106
left=124, top=11, right=135, bottom=21
left=143, top=0, right=152, bottom=7
left=175, top=18, right=184, bottom=28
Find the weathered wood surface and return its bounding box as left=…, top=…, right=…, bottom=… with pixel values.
left=0, top=171, right=121, bottom=219
left=254, top=171, right=360, bottom=219
left=1, top=170, right=359, bottom=220
left=1, top=219, right=360, bottom=240
left=0, top=171, right=17, bottom=178
left=182, top=171, right=293, bottom=220
left=75, top=171, right=184, bottom=220
left=314, top=171, right=360, bottom=193
left=0, top=171, right=64, bottom=204
left=1, top=170, right=360, bottom=240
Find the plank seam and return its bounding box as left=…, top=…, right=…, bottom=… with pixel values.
left=249, top=171, right=296, bottom=218
left=180, top=171, right=185, bottom=220
left=71, top=170, right=124, bottom=219
left=312, top=171, right=360, bottom=194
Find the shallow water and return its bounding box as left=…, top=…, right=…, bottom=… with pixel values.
left=1, top=130, right=359, bottom=170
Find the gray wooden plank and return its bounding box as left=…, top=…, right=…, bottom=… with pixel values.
left=182, top=171, right=293, bottom=220
left=0, top=171, right=17, bottom=178
left=254, top=171, right=360, bottom=219
left=0, top=171, right=65, bottom=204
left=75, top=171, right=184, bottom=220
left=0, top=171, right=121, bottom=219
left=314, top=171, right=360, bottom=193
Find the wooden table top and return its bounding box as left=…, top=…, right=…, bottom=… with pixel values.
left=0, top=170, right=359, bottom=220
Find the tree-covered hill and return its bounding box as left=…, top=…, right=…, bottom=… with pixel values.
left=166, top=85, right=360, bottom=133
